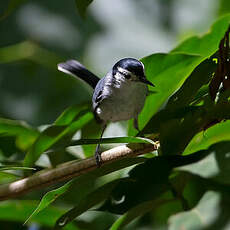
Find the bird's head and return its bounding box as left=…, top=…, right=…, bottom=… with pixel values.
left=112, top=58, right=154, bottom=87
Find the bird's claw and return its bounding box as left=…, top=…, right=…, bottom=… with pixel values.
left=95, top=151, right=102, bottom=167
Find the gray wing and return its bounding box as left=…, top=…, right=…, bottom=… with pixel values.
left=92, top=77, right=107, bottom=109
left=92, top=71, right=113, bottom=122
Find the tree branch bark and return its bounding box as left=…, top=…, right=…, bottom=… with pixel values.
left=0, top=142, right=158, bottom=201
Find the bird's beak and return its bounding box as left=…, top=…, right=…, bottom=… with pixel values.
left=140, top=76, right=155, bottom=87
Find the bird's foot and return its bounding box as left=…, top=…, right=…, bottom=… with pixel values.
left=95, top=150, right=102, bottom=167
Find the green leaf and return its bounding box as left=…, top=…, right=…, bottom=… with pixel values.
left=219, top=0, right=230, bottom=16
left=55, top=178, right=128, bottom=229
left=128, top=14, right=230, bottom=136
left=171, top=15, right=230, bottom=56
left=0, top=0, right=28, bottom=21
left=24, top=180, right=73, bottom=224
left=0, top=118, right=39, bottom=153
left=166, top=58, right=217, bottom=109
left=129, top=53, right=200, bottom=136
left=75, top=0, right=93, bottom=18
left=0, top=200, right=79, bottom=230
left=184, top=120, right=230, bottom=155
left=24, top=105, right=94, bottom=167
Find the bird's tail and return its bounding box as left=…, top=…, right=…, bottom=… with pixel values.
left=58, top=60, right=100, bottom=89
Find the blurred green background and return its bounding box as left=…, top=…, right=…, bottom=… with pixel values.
left=0, top=0, right=228, bottom=127
left=1, top=1, right=230, bottom=230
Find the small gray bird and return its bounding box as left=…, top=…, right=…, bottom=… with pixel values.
left=58, top=58, right=154, bottom=166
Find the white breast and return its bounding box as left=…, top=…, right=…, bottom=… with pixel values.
left=95, top=80, right=148, bottom=123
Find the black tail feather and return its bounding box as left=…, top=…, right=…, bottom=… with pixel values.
left=58, top=60, right=100, bottom=89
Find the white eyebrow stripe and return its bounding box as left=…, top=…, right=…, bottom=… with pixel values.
left=117, top=67, right=132, bottom=75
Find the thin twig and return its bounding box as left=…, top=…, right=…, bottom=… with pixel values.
left=0, top=142, right=158, bottom=201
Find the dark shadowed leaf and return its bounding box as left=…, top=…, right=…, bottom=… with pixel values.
left=0, top=200, right=79, bottom=230
left=75, top=0, right=93, bottom=18
left=55, top=178, right=128, bottom=229
left=0, top=0, right=28, bottom=21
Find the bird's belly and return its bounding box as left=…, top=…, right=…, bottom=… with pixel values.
left=95, top=83, right=148, bottom=122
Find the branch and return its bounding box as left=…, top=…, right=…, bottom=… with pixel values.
left=0, top=142, right=158, bottom=201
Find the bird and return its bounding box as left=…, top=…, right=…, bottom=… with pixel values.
left=58, top=58, right=155, bottom=166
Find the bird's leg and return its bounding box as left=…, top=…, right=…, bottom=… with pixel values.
left=134, top=116, right=140, bottom=132
left=95, top=124, right=107, bottom=167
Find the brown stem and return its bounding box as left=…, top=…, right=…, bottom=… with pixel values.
left=0, top=142, right=158, bottom=201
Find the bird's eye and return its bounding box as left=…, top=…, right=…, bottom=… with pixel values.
left=124, top=73, right=131, bottom=79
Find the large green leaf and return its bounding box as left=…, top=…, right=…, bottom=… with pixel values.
left=140, top=57, right=216, bottom=136
left=24, top=105, right=93, bottom=166
left=129, top=53, right=200, bottom=136
left=128, top=14, right=230, bottom=136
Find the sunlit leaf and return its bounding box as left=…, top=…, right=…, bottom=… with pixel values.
left=184, top=120, right=230, bottom=155
left=24, top=180, right=73, bottom=224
